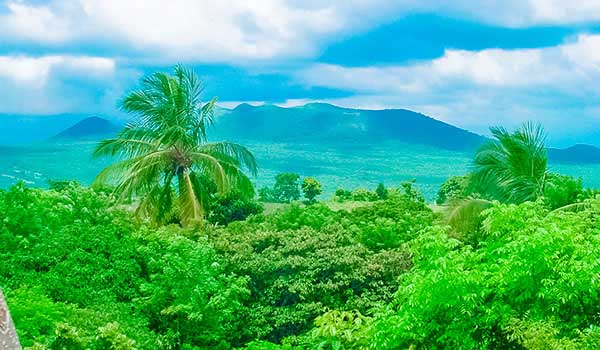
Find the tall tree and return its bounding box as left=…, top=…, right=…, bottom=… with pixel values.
left=94, top=65, right=257, bottom=225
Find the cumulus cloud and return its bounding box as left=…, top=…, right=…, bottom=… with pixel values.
left=3, top=0, right=600, bottom=64
left=300, top=34, right=600, bottom=92
left=0, top=0, right=402, bottom=63
left=0, top=54, right=130, bottom=115
left=296, top=34, right=600, bottom=142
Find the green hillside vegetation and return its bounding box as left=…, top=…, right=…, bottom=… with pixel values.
left=3, top=66, right=600, bottom=349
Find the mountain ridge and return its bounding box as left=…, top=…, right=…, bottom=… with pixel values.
left=52, top=116, right=120, bottom=140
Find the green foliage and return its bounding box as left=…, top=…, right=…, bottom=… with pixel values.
left=302, top=177, right=323, bottom=203
left=212, top=201, right=413, bottom=343
left=272, top=173, right=301, bottom=203
left=351, top=188, right=435, bottom=250
left=375, top=183, right=388, bottom=200
left=5, top=155, right=600, bottom=350
left=471, top=122, right=548, bottom=203
left=436, top=175, right=470, bottom=205
left=136, top=228, right=249, bottom=348
left=334, top=188, right=353, bottom=202
left=350, top=188, right=377, bottom=202
left=93, top=65, right=257, bottom=226
left=208, top=190, right=264, bottom=226
left=307, top=310, right=370, bottom=350
left=543, top=173, right=583, bottom=209
left=259, top=173, right=302, bottom=203
left=0, top=183, right=247, bottom=349
left=371, top=200, right=600, bottom=349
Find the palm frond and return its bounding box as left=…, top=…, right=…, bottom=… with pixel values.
left=444, top=198, right=494, bottom=240
left=471, top=122, right=547, bottom=204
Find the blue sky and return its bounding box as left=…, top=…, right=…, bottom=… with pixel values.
left=2, top=1, right=600, bottom=146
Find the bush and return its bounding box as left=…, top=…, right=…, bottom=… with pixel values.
left=301, top=177, right=322, bottom=203
left=370, top=200, right=600, bottom=349
left=351, top=188, right=377, bottom=202
left=375, top=183, right=388, bottom=200
left=436, top=175, right=470, bottom=205
left=208, top=191, right=264, bottom=225
left=272, top=173, right=301, bottom=203
left=212, top=204, right=412, bottom=343
left=543, top=173, right=583, bottom=209
left=0, top=183, right=248, bottom=349
left=334, top=188, right=353, bottom=202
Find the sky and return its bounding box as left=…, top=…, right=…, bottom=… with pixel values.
left=2, top=0, right=600, bottom=146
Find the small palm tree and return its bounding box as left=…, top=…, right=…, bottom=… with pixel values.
left=445, top=122, right=548, bottom=236
left=93, top=65, right=257, bottom=225
left=471, top=122, right=548, bottom=203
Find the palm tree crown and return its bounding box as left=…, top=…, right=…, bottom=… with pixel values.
left=471, top=122, right=548, bottom=204
left=93, top=65, right=258, bottom=225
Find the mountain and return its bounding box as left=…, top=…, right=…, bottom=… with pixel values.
left=214, top=103, right=486, bottom=151
left=0, top=114, right=87, bottom=145
left=53, top=116, right=120, bottom=140
left=548, top=144, right=600, bottom=163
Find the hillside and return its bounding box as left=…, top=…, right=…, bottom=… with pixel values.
left=52, top=116, right=120, bottom=139
left=214, top=103, right=487, bottom=151
left=547, top=144, right=600, bottom=163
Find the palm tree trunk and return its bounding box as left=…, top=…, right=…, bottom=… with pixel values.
left=177, top=169, right=203, bottom=224
left=0, top=290, right=21, bottom=350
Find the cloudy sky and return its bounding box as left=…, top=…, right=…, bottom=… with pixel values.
left=2, top=0, right=600, bottom=145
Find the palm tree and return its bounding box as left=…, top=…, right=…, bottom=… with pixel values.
left=445, top=122, right=548, bottom=236
left=471, top=122, right=548, bottom=203
left=93, top=65, right=258, bottom=225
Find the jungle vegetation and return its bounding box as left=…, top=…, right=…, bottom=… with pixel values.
left=2, top=67, right=600, bottom=350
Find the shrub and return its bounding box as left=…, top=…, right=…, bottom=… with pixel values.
left=301, top=177, right=322, bottom=204
left=334, top=188, right=353, bottom=202
left=208, top=191, right=264, bottom=225
left=436, top=175, right=470, bottom=205
left=272, top=173, right=301, bottom=203
left=375, top=183, right=388, bottom=200
left=543, top=173, right=583, bottom=209
left=370, top=200, right=600, bottom=349
left=351, top=188, right=377, bottom=202
left=212, top=206, right=412, bottom=343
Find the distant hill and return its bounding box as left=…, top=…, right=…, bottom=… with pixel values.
left=53, top=116, right=120, bottom=140
left=548, top=144, right=600, bottom=163
left=214, top=103, right=487, bottom=151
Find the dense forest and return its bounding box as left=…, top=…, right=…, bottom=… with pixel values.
left=3, top=66, right=600, bottom=349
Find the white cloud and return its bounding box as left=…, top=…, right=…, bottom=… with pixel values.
left=0, top=54, right=124, bottom=114
left=296, top=34, right=600, bottom=142
left=4, top=0, right=600, bottom=64
left=0, top=55, right=114, bottom=88
left=0, top=0, right=403, bottom=63
left=300, top=34, right=600, bottom=93
left=0, top=1, right=73, bottom=43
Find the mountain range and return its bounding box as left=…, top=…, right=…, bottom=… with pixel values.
left=3, top=103, right=600, bottom=164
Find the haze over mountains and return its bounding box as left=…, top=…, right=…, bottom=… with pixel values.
left=3, top=103, right=600, bottom=163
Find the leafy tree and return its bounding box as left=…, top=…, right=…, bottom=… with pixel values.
left=301, top=177, right=322, bottom=203
left=258, top=187, right=276, bottom=202
left=272, top=173, right=301, bottom=203
left=543, top=173, right=583, bottom=210
left=371, top=200, right=600, bottom=349
left=436, top=175, right=469, bottom=205
left=375, top=182, right=388, bottom=200
left=334, top=188, right=353, bottom=202
left=208, top=190, right=264, bottom=225
left=93, top=65, right=257, bottom=225
left=351, top=188, right=377, bottom=202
